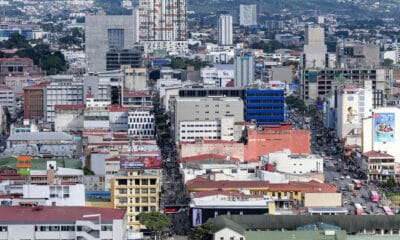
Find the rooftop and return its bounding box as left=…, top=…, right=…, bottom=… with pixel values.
left=186, top=178, right=337, bottom=193
left=55, top=104, right=85, bottom=111
left=8, top=132, right=74, bottom=141
left=363, top=151, right=394, bottom=158
left=0, top=206, right=125, bottom=224
left=181, top=154, right=240, bottom=163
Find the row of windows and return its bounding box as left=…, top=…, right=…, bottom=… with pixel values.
left=182, top=130, right=220, bottom=133
left=118, top=188, right=157, bottom=194
left=129, top=118, right=154, bottom=123
left=182, top=136, right=221, bottom=140
left=117, top=178, right=157, bottom=185
left=118, top=196, right=157, bottom=203
left=35, top=225, right=74, bottom=232
left=181, top=124, right=219, bottom=128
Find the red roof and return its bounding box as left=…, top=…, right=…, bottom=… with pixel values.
left=192, top=190, right=263, bottom=199
left=0, top=57, right=33, bottom=64
left=123, top=91, right=151, bottom=97
left=181, top=154, right=240, bottom=163
left=24, top=84, right=44, bottom=90
left=55, top=104, right=85, bottom=110
left=186, top=178, right=337, bottom=193
left=0, top=206, right=125, bottom=223
left=363, top=150, right=394, bottom=158
left=109, top=105, right=129, bottom=112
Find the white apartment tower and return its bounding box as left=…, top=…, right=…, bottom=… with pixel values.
left=139, top=0, right=188, bottom=54
left=218, top=15, right=233, bottom=46
left=240, top=4, right=257, bottom=26
left=302, top=25, right=327, bottom=69
left=234, top=53, right=255, bottom=87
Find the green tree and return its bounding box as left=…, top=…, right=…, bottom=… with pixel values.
left=383, top=58, right=394, bottom=67
left=189, top=220, right=213, bottom=240
left=138, top=211, right=171, bottom=239
left=83, top=167, right=95, bottom=175
left=2, top=32, right=30, bottom=49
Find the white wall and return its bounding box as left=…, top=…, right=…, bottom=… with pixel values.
left=214, top=228, right=244, bottom=240
left=22, top=184, right=85, bottom=206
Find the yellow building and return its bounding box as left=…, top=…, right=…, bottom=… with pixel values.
left=111, top=170, right=160, bottom=230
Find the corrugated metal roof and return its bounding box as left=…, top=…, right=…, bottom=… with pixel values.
left=8, top=132, right=74, bottom=141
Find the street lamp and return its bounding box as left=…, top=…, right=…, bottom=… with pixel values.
left=82, top=214, right=102, bottom=239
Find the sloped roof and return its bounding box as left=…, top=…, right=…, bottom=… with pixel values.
left=212, top=215, right=400, bottom=234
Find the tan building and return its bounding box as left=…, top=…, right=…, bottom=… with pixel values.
left=110, top=170, right=161, bottom=230
left=363, top=150, right=396, bottom=182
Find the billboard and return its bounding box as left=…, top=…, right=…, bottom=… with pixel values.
left=192, top=208, right=203, bottom=226
left=119, top=156, right=162, bottom=169
left=343, top=94, right=359, bottom=124
left=374, top=112, right=395, bottom=142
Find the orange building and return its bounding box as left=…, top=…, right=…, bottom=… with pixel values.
left=244, top=124, right=311, bottom=162
left=16, top=155, right=32, bottom=176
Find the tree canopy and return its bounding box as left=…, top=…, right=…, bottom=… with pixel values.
left=188, top=220, right=213, bottom=240
left=170, top=56, right=212, bottom=70
left=138, top=211, right=171, bottom=233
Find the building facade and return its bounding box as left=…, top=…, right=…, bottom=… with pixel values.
left=302, top=25, right=327, bottom=69
left=0, top=87, right=15, bottom=118
left=128, top=110, right=155, bottom=138
left=239, top=4, right=257, bottom=26
left=245, top=89, right=286, bottom=126
left=139, top=0, right=188, bottom=54
left=218, top=15, right=233, bottom=46
left=234, top=53, right=255, bottom=87
left=173, top=96, right=244, bottom=142
left=110, top=170, right=160, bottom=230
left=44, top=76, right=84, bottom=124
left=85, top=11, right=139, bottom=73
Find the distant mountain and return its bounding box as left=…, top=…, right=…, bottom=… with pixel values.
left=187, top=0, right=400, bottom=20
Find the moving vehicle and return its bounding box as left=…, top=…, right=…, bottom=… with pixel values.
left=370, top=191, right=380, bottom=203
left=354, top=203, right=364, bottom=215
left=352, top=179, right=362, bottom=190
left=383, top=206, right=394, bottom=215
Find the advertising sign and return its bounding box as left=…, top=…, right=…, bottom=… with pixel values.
left=192, top=208, right=203, bottom=226
left=343, top=94, right=359, bottom=124
left=374, top=112, right=395, bottom=142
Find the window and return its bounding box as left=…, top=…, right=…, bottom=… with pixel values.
left=150, top=179, right=156, bottom=185
left=0, top=226, right=7, bottom=232
left=101, top=225, right=113, bottom=231
left=142, top=179, right=148, bottom=185
left=108, top=29, right=124, bottom=50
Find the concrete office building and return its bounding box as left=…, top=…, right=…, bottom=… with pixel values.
left=240, top=4, right=257, bottom=26
left=337, top=41, right=380, bottom=69
left=123, top=67, right=147, bottom=92
left=139, top=0, right=188, bottom=54
left=302, top=25, right=327, bottom=69
left=23, top=83, right=47, bottom=121
left=106, top=48, right=143, bottom=71
left=0, top=87, right=15, bottom=118
left=218, top=15, right=233, bottom=46
left=234, top=53, right=255, bottom=87
left=173, top=96, right=244, bottom=142
left=44, top=76, right=84, bottom=124
left=179, top=117, right=236, bottom=142
left=128, top=110, right=155, bottom=138
left=85, top=11, right=138, bottom=73
left=300, top=68, right=387, bottom=103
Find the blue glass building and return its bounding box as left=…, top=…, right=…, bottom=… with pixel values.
left=245, top=89, right=286, bottom=125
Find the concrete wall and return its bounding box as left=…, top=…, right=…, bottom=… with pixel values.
left=304, top=193, right=342, bottom=207
left=55, top=111, right=84, bottom=132
left=180, top=140, right=245, bottom=162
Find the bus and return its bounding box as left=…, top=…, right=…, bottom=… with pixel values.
left=370, top=191, right=380, bottom=203
left=354, top=203, right=364, bottom=215
left=352, top=180, right=362, bottom=190
left=383, top=206, right=394, bottom=215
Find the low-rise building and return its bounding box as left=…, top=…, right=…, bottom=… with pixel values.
left=189, top=190, right=274, bottom=226
left=363, top=151, right=396, bottom=182
left=261, top=149, right=323, bottom=175
left=0, top=206, right=127, bottom=240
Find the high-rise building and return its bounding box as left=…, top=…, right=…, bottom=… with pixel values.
left=139, top=0, right=188, bottom=54
left=85, top=11, right=139, bottom=73
left=218, top=15, right=233, bottom=46
left=44, top=76, right=84, bottom=124
left=234, top=52, right=255, bottom=87
left=302, top=25, right=327, bottom=69
left=239, top=4, right=257, bottom=26
left=23, top=83, right=46, bottom=121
